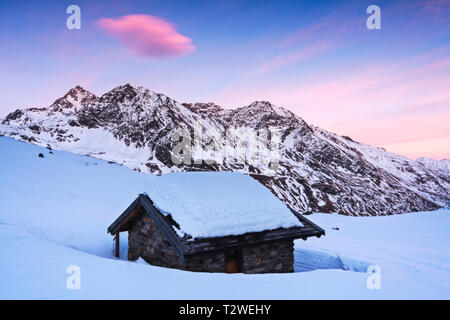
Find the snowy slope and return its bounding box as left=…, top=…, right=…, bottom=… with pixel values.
left=0, top=137, right=449, bottom=299
left=0, top=84, right=449, bottom=216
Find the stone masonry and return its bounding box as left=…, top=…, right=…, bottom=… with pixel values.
left=127, top=211, right=294, bottom=273
left=242, top=241, right=294, bottom=273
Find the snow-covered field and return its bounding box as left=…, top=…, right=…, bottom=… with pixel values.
left=0, top=136, right=449, bottom=299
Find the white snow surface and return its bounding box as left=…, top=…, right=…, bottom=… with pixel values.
left=1, top=137, right=449, bottom=299
left=145, top=171, right=302, bottom=238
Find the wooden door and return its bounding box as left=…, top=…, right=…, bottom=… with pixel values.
left=225, top=249, right=241, bottom=273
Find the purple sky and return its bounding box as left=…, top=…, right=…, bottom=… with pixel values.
left=0, top=0, right=449, bottom=159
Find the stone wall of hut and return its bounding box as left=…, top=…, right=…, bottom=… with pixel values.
left=127, top=211, right=294, bottom=273
left=128, top=213, right=184, bottom=269
left=241, top=241, right=294, bottom=273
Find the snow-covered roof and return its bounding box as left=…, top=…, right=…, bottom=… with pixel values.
left=144, top=171, right=303, bottom=238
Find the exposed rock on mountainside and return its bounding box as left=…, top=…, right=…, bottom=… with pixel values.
left=1, top=84, right=449, bottom=216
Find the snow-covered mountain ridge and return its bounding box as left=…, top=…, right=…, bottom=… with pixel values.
left=417, top=157, right=450, bottom=176
left=1, top=84, right=448, bottom=216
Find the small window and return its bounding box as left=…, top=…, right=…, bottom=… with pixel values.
left=224, top=249, right=242, bottom=273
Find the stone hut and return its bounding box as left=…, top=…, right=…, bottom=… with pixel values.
left=107, top=172, right=324, bottom=273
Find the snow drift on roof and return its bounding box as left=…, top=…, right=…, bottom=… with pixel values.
left=144, top=171, right=303, bottom=238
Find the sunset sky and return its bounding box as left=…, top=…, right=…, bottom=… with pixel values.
left=0, top=0, right=449, bottom=159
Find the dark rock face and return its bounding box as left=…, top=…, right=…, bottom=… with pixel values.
left=1, top=84, right=449, bottom=216
left=2, top=109, right=24, bottom=124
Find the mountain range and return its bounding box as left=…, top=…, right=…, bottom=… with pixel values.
left=1, top=84, right=448, bottom=216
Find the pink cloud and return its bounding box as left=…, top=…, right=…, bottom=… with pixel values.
left=97, top=14, right=195, bottom=59
left=413, top=0, right=450, bottom=22
left=420, top=0, right=450, bottom=13
left=256, top=40, right=334, bottom=74
left=251, top=6, right=366, bottom=75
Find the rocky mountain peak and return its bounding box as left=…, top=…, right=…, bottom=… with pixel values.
left=66, top=85, right=91, bottom=96
left=248, top=100, right=275, bottom=109
left=97, top=84, right=176, bottom=112
left=182, top=102, right=224, bottom=118
left=99, top=84, right=141, bottom=103
left=221, top=100, right=302, bottom=129
left=50, top=85, right=98, bottom=112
